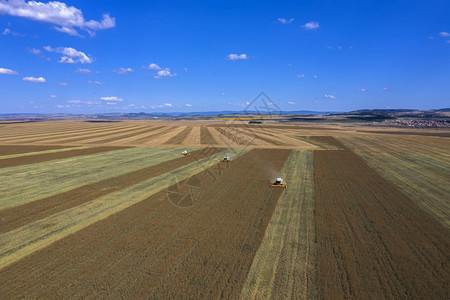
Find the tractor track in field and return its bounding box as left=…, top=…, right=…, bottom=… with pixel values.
left=314, top=144, right=450, bottom=299
left=0, top=146, right=128, bottom=169
left=0, top=149, right=290, bottom=298
left=0, top=148, right=223, bottom=234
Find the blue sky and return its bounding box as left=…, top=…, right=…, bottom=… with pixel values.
left=1, top=0, right=449, bottom=113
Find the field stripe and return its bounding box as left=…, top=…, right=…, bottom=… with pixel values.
left=85, top=126, right=164, bottom=144
left=0, top=147, right=193, bottom=210
left=0, top=148, right=248, bottom=271
left=130, top=126, right=176, bottom=144
left=0, top=146, right=127, bottom=169
left=0, top=146, right=91, bottom=160
left=0, top=145, right=68, bottom=156
left=200, top=126, right=217, bottom=144
left=0, top=148, right=219, bottom=234
left=163, top=126, right=192, bottom=144
left=241, top=150, right=317, bottom=299
left=314, top=148, right=450, bottom=299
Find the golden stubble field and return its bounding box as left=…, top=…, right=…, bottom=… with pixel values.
left=0, top=120, right=448, bottom=298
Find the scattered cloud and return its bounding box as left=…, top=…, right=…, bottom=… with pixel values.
left=185, top=104, right=192, bottom=107
left=357, top=88, right=367, bottom=92
left=100, top=96, right=123, bottom=101
left=58, top=81, right=69, bottom=86
left=23, top=76, right=46, bottom=83
left=28, top=48, right=41, bottom=55
left=0, top=67, right=18, bottom=75
left=67, top=100, right=81, bottom=104
left=2, top=27, right=23, bottom=36
left=313, top=74, right=318, bottom=79
left=324, top=94, right=336, bottom=99
left=288, top=101, right=296, bottom=105
left=75, top=68, right=92, bottom=74
left=44, top=46, right=93, bottom=64
left=145, top=63, right=161, bottom=70
left=88, top=80, right=104, bottom=85
left=439, top=32, right=450, bottom=37
left=302, top=21, right=320, bottom=30
left=164, top=103, right=173, bottom=107
left=50, top=94, right=56, bottom=98
left=226, top=53, right=248, bottom=60
left=297, top=74, right=304, bottom=78
left=221, top=92, right=227, bottom=96
left=184, top=67, right=188, bottom=72
left=382, top=87, right=390, bottom=91
left=155, top=68, right=176, bottom=78
left=114, top=67, right=134, bottom=75
left=0, top=0, right=115, bottom=37
left=277, top=18, right=294, bottom=24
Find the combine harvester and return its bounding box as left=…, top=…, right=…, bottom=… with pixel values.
left=181, top=149, right=190, bottom=156
left=271, top=177, right=287, bottom=189
left=221, top=155, right=231, bottom=162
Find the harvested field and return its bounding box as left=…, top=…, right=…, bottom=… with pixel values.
left=164, top=126, right=192, bottom=144
left=314, top=147, right=450, bottom=299
left=241, top=150, right=317, bottom=299
left=200, top=126, right=217, bottom=144
left=0, top=149, right=290, bottom=298
left=0, top=145, right=67, bottom=156
left=0, top=146, right=127, bottom=169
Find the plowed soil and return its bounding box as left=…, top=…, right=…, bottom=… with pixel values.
left=164, top=126, right=192, bottom=144
left=0, top=148, right=222, bottom=234
left=0, top=149, right=291, bottom=298
left=200, top=126, right=217, bottom=144
left=0, top=146, right=128, bottom=169
left=314, top=148, right=450, bottom=299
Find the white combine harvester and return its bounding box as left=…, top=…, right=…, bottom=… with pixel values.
left=271, top=177, right=287, bottom=188
left=181, top=149, right=190, bottom=156
left=221, top=155, right=230, bottom=162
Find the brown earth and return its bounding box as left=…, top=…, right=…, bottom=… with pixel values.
left=164, top=126, right=193, bottom=144
left=200, top=126, right=217, bottom=144
left=0, top=149, right=290, bottom=298
left=214, top=127, right=254, bottom=146
left=357, top=130, right=450, bottom=137
left=0, top=146, right=128, bottom=169
left=0, top=148, right=222, bottom=234
left=130, top=126, right=175, bottom=144
left=314, top=147, right=450, bottom=299
left=0, top=145, right=68, bottom=156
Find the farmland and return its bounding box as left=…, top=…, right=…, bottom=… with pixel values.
left=0, top=120, right=449, bottom=298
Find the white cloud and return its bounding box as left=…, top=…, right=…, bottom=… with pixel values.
left=100, top=96, right=123, bottom=101
left=221, top=92, right=227, bottom=96
left=155, top=68, right=176, bottom=78
left=67, top=100, right=81, bottom=104
left=324, top=94, right=336, bottom=99
left=439, top=32, right=450, bottom=37
left=382, top=87, right=390, bottom=91
left=302, top=21, right=320, bottom=30
left=0, top=0, right=115, bottom=37
left=23, top=76, right=46, bottom=83
left=145, top=63, right=161, bottom=70
left=58, top=81, right=68, bottom=86
left=288, top=101, right=296, bottom=105
left=164, top=103, right=173, bottom=107
left=358, top=88, right=367, bottom=92
left=185, top=104, right=192, bottom=107
left=88, top=80, right=104, bottom=85
left=278, top=18, right=294, bottom=24
left=184, top=67, right=188, bottom=72
left=227, top=53, right=248, bottom=60
left=0, top=67, right=18, bottom=75
left=297, top=74, right=304, bottom=78
left=44, top=46, right=93, bottom=64
left=313, top=74, right=318, bottom=79
left=2, top=27, right=22, bottom=36
left=28, top=48, right=41, bottom=55
left=114, top=67, right=134, bottom=75
left=50, top=94, right=56, bottom=98
left=75, top=68, right=92, bottom=74
left=56, top=104, right=65, bottom=109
